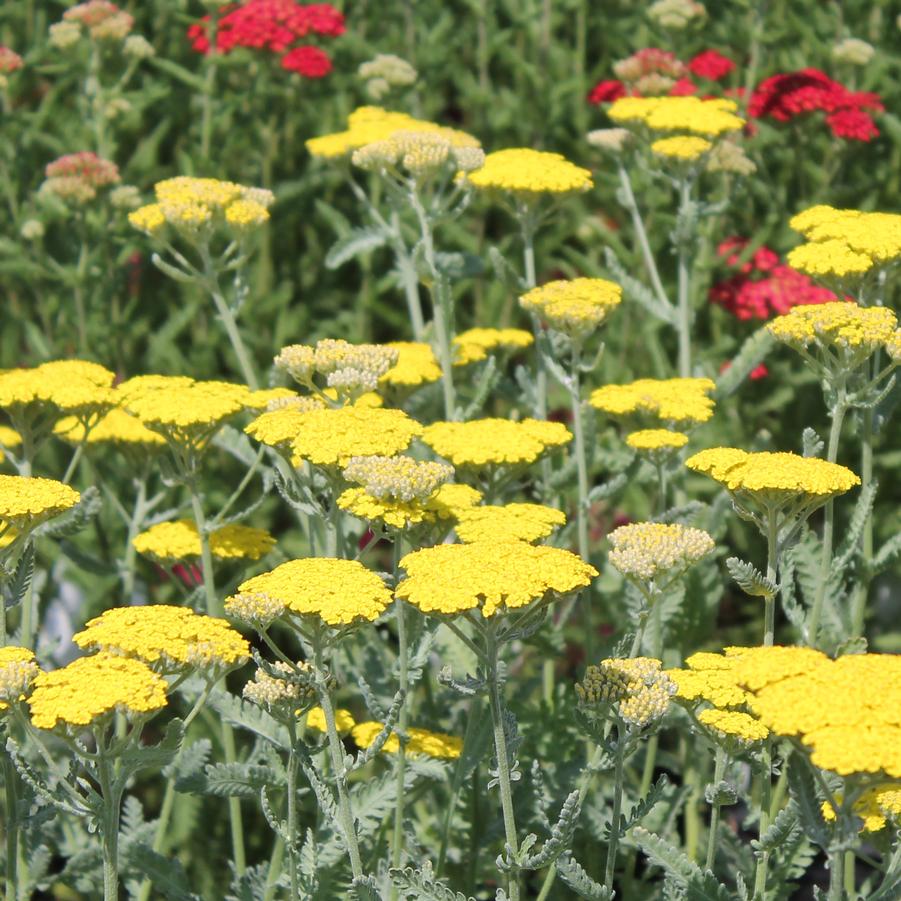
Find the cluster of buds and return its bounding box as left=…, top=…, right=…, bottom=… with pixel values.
left=0, top=46, right=23, bottom=89
left=343, top=455, right=453, bottom=503
left=50, top=0, right=134, bottom=47
left=352, top=130, right=485, bottom=179
left=613, top=48, right=686, bottom=95
left=647, top=0, right=707, bottom=30
left=577, top=657, right=676, bottom=728
left=39, top=152, right=121, bottom=204
left=242, top=660, right=321, bottom=720
left=274, top=339, right=399, bottom=399
left=358, top=53, right=417, bottom=100
left=831, top=38, right=875, bottom=67
left=608, top=522, right=715, bottom=586
left=0, top=647, right=40, bottom=713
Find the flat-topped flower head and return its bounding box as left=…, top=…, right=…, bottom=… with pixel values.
left=822, top=784, right=901, bottom=833
left=454, top=503, right=566, bottom=544
left=464, top=148, right=592, bottom=197
left=62, top=1, right=133, bottom=40
left=54, top=406, right=166, bottom=455
left=226, top=558, right=393, bottom=627
left=626, top=429, right=689, bottom=453
left=351, top=721, right=463, bottom=759
left=352, top=130, right=483, bottom=178
left=607, top=522, right=715, bottom=583
left=421, top=418, right=571, bottom=469
left=686, top=448, right=859, bottom=501
left=396, top=540, right=596, bottom=618
left=609, top=96, right=744, bottom=136
left=74, top=605, right=250, bottom=673
left=452, top=328, right=534, bottom=365
left=698, top=708, right=769, bottom=744
left=343, top=455, right=453, bottom=502
left=283, top=406, right=422, bottom=469
left=0, top=476, right=80, bottom=533
left=0, top=647, right=40, bottom=712
left=380, top=342, right=442, bottom=388
left=590, top=377, right=716, bottom=425
left=132, top=520, right=275, bottom=563
left=520, top=278, right=622, bottom=339
left=306, top=106, right=480, bottom=160
left=666, top=665, right=752, bottom=710
left=41, top=152, right=120, bottom=203
left=243, top=661, right=317, bottom=717
left=275, top=339, right=399, bottom=399
left=789, top=205, right=901, bottom=267
left=651, top=135, right=713, bottom=161
left=577, top=657, right=676, bottom=728
left=29, top=653, right=167, bottom=730
left=306, top=706, right=356, bottom=734
left=129, top=176, right=273, bottom=239
left=768, top=301, right=897, bottom=361
left=786, top=241, right=873, bottom=279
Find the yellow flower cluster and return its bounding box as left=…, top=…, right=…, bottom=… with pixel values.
left=343, top=455, right=453, bottom=502
left=454, top=503, right=566, bottom=544
left=421, top=418, right=571, bottom=468
left=128, top=177, right=274, bottom=237
left=380, top=342, right=442, bottom=388
left=650, top=136, right=712, bottom=160
left=338, top=482, right=482, bottom=530
left=452, top=328, right=534, bottom=365
left=0, top=475, right=80, bottom=530
left=686, top=448, right=860, bottom=499
left=396, top=540, right=596, bottom=618
left=607, top=522, right=715, bottom=582
left=74, top=605, right=250, bottom=672
left=243, top=661, right=317, bottom=715
left=226, top=557, right=393, bottom=627
left=352, top=130, right=485, bottom=177
left=306, top=106, right=480, bottom=159
left=576, top=657, right=676, bottom=728
left=822, top=785, right=901, bottom=833
left=608, top=96, right=744, bottom=136
left=133, top=520, right=275, bottom=563
left=275, top=339, right=399, bottom=397
left=306, top=706, right=356, bottom=734
left=28, top=653, right=168, bottom=730
left=465, top=148, right=593, bottom=196
left=55, top=407, right=166, bottom=451
left=0, top=647, right=40, bottom=711
left=788, top=205, right=901, bottom=275
left=768, top=301, right=898, bottom=356
left=351, top=721, right=463, bottom=759
left=590, top=377, right=716, bottom=425
left=520, top=278, right=622, bottom=339
left=697, top=708, right=769, bottom=744
left=0, top=360, right=116, bottom=420
left=626, top=429, right=689, bottom=452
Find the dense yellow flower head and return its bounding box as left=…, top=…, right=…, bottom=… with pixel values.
left=626, top=429, right=689, bottom=452
left=338, top=483, right=480, bottom=530
left=421, top=418, right=571, bottom=468
left=789, top=205, right=901, bottom=265
left=306, top=706, right=356, bottom=734
left=73, top=605, right=250, bottom=672
left=0, top=360, right=116, bottom=419
left=54, top=407, right=166, bottom=449
left=226, top=558, right=393, bottom=627
left=0, top=476, right=80, bottom=531
left=396, top=540, right=596, bottom=618
left=577, top=657, right=676, bottom=728
left=306, top=106, right=480, bottom=159
left=465, top=148, right=592, bottom=196
left=590, top=378, right=715, bottom=425
left=607, top=522, right=715, bottom=582
left=651, top=136, right=712, bottom=160
left=0, top=647, right=40, bottom=712
left=351, top=721, right=463, bottom=759
left=822, top=784, right=901, bottom=833
left=667, top=666, right=752, bottom=709
left=520, top=278, right=622, bottom=338
left=452, top=328, right=534, bottom=365
left=686, top=448, right=860, bottom=499
left=28, top=653, right=168, bottom=730
left=697, top=708, right=768, bottom=743
left=132, top=520, right=275, bottom=563
left=786, top=241, right=873, bottom=278
left=609, top=96, right=744, bottom=136
left=0, top=426, right=21, bottom=449
left=768, top=301, right=897, bottom=355
left=454, top=503, right=566, bottom=544
left=380, top=342, right=442, bottom=388
left=129, top=177, right=274, bottom=237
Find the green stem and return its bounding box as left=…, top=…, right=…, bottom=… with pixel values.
left=604, top=722, right=626, bottom=892
left=390, top=540, right=410, bottom=895
left=850, top=406, right=873, bottom=637
left=486, top=626, right=520, bottom=901
left=200, top=24, right=219, bottom=160
left=314, top=637, right=365, bottom=879
left=122, top=478, right=148, bottom=600
left=705, top=747, right=727, bottom=871
left=189, top=487, right=220, bottom=617
left=828, top=845, right=845, bottom=901
left=3, top=754, right=18, bottom=901
left=807, top=400, right=847, bottom=647
left=221, top=722, right=247, bottom=875
left=676, top=179, right=693, bottom=378
left=764, top=506, right=778, bottom=647
left=396, top=249, right=425, bottom=341
left=286, top=724, right=300, bottom=901
left=264, top=836, right=285, bottom=901
left=753, top=740, right=773, bottom=899
left=206, top=271, right=259, bottom=390
left=97, top=747, right=122, bottom=901
left=843, top=848, right=855, bottom=897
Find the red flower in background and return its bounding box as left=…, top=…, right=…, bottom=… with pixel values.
left=669, top=77, right=697, bottom=96
left=709, top=238, right=836, bottom=321
left=188, top=0, right=344, bottom=78
left=749, top=68, right=882, bottom=141
left=588, top=79, right=627, bottom=104
left=688, top=50, right=735, bottom=81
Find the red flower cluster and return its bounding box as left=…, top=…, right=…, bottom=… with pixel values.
left=45, top=152, right=120, bottom=187
left=749, top=68, right=882, bottom=141
left=588, top=80, right=627, bottom=104
left=709, top=238, right=835, bottom=321
left=188, top=0, right=344, bottom=79
left=688, top=50, right=735, bottom=81
left=0, top=46, right=24, bottom=74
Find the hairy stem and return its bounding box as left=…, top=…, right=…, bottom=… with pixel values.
left=604, top=722, right=626, bottom=892
left=850, top=406, right=874, bottom=637
left=705, top=747, right=727, bottom=871
left=390, top=540, right=410, bottom=896
left=764, top=506, right=778, bottom=647
left=676, top=179, right=693, bottom=378
left=3, top=754, right=18, bottom=901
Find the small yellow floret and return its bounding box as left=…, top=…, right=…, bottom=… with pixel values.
left=626, top=429, right=689, bottom=452
left=132, top=520, right=275, bottom=562
left=651, top=135, right=712, bottom=160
